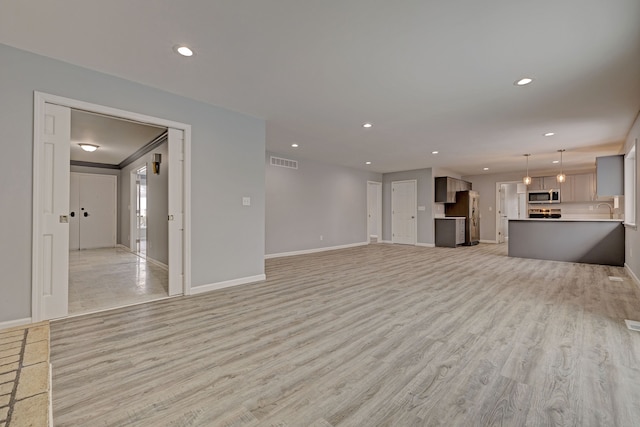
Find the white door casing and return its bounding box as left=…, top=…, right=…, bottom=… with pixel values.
left=391, top=180, right=417, bottom=245
left=168, top=128, right=184, bottom=296
left=367, top=181, right=382, bottom=242
left=33, top=102, right=71, bottom=320
left=70, top=173, right=117, bottom=250
left=32, top=92, right=192, bottom=322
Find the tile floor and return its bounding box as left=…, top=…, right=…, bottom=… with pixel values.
left=0, top=322, right=50, bottom=427
left=69, top=247, right=169, bottom=316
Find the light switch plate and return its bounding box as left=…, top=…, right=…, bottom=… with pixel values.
left=418, top=206, right=426, bottom=211
left=242, top=197, right=251, bottom=206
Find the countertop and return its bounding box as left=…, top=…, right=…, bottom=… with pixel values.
left=509, top=218, right=623, bottom=222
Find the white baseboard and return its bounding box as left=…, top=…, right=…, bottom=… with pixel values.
left=0, top=317, right=32, bottom=331
left=380, top=240, right=393, bottom=244
left=191, top=274, right=266, bottom=295
left=265, top=241, right=369, bottom=259
left=625, top=263, right=640, bottom=287
left=480, top=240, right=498, bottom=244
left=416, top=242, right=435, bottom=248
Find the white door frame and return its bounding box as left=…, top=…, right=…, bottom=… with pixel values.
left=391, top=179, right=417, bottom=245
left=32, top=91, right=192, bottom=322
left=130, top=165, right=148, bottom=253
left=367, top=181, right=382, bottom=243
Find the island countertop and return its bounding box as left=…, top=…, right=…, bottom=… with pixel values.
left=509, top=218, right=623, bottom=222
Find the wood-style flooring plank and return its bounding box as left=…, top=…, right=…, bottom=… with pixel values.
left=50, top=243, right=640, bottom=426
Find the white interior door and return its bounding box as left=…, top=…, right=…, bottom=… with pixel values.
left=497, top=184, right=507, bottom=243
left=37, top=103, right=71, bottom=320
left=77, top=174, right=117, bottom=249
left=391, top=180, right=417, bottom=245
left=168, top=128, right=184, bottom=296
left=69, top=173, right=80, bottom=250
left=367, top=181, right=382, bottom=242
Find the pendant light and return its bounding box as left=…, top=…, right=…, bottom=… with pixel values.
left=523, top=154, right=532, bottom=185
left=557, top=149, right=566, bottom=183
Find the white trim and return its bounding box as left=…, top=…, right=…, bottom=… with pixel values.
left=265, top=241, right=369, bottom=259
left=625, top=263, right=640, bottom=288
left=380, top=240, right=393, bottom=244
left=191, top=274, right=266, bottom=295
left=49, top=363, right=53, bottom=427
left=416, top=242, right=435, bottom=248
left=0, top=317, right=33, bottom=331
left=480, top=239, right=498, bottom=244
left=32, top=92, right=192, bottom=321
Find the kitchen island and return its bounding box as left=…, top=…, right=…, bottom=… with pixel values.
left=508, top=219, right=624, bottom=266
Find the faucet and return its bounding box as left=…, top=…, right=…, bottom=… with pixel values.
left=596, top=203, right=614, bottom=219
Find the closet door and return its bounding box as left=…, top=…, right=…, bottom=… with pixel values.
left=69, top=173, right=80, bottom=250
left=69, top=173, right=117, bottom=250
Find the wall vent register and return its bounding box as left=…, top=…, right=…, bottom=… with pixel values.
left=270, top=156, right=298, bottom=169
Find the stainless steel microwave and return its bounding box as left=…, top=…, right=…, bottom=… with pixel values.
left=528, top=189, right=560, bottom=204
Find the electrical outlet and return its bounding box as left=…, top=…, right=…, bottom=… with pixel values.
left=242, top=197, right=251, bottom=206
left=320, top=235, right=323, bottom=241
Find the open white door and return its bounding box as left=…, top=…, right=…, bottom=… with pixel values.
left=35, top=103, right=71, bottom=320
left=168, top=128, right=184, bottom=296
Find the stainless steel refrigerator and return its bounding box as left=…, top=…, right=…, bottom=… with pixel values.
left=445, top=190, right=480, bottom=245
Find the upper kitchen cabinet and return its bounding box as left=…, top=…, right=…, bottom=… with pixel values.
left=596, top=155, right=624, bottom=196
left=561, top=173, right=595, bottom=202
left=528, top=176, right=559, bottom=191
left=435, top=176, right=472, bottom=203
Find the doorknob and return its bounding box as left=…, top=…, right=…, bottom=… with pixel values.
left=70, top=211, right=75, bottom=217
left=83, top=212, right=89, bottom=217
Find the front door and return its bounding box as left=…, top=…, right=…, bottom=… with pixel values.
left=391, top=180, right=417, bottom=245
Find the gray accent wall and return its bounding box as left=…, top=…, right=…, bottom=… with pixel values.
left=265, top=152, right=381, bottom=255
left=0, top=43, right=265, bottom=323
left=382, top=168, right=434, bottom=244
left=624, top=113, right=640, bottom=279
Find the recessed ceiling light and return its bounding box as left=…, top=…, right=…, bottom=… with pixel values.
left=552, top=160, right=559, bottom=164
left=483, top=167, right=489, bottom=171
left=79, top=143, right=99, bottom=152
left=514, top=77, right=533, bottom=86
left=365, top=161, right=372, bottom=165
left=174, top=45, right=194, bottom=57
left=544, top=132, right=555, bottom=137
left=432, top=151, right=439, bottom=154
left=291, top=143, right=299, bottom=148
left=363, top=123, right=373, bottom=128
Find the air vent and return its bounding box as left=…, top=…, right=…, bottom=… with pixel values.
left=270, top=156, right=298, bottom=169
left=609, top=276, right=624, bottom=282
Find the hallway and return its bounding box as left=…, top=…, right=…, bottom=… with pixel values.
left=68, top=247, right=168, bottom=316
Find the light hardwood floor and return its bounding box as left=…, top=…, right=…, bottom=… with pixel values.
left=51, top=243, right=640, bottom=426
left=68, top=247, right=168, bottom=316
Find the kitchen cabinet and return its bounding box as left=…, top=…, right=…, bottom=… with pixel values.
left=435, top=217, right=466, bottom=247
left=528, top=177, right=543, bottom=191
left=597, top=155, right=624, bottom=196
left=559, top=173, right=595, bottom=202
left=528, top=176, right=558, bottom=190
left=435, top=177, right=472, bottom=203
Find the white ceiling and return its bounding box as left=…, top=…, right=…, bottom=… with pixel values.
left=2, top=0, right=639, bottom=175
left=70, top=110, right=166, bottom=165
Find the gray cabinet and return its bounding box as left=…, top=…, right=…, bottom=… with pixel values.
left=435, top=177, right=472, bottom=203
left=597, top=155, right=624, bottom=196
left=435, top=218, right=466, bottom=247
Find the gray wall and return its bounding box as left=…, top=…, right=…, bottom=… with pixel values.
left=265, top=152, right=381, bottom=255
left=119, top=143, right=169, bottom=265
left=382, top=168, right=434, bottom=244
left=624, top=113, right=640, bottom=278
left=0, top=43, right=265, bottom=322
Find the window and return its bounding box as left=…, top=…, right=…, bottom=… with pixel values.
left=624, top=141, right=636, bottom=227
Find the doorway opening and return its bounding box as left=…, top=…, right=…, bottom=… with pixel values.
left=135, top=166, right=148, bottom=255
left=32, top=92, right=191, bottom=321
left=496, top=181, right=527, bottom=243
